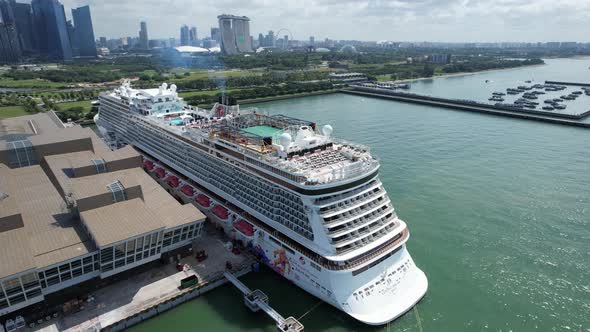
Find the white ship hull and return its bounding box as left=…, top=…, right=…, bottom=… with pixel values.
left=205, top=209, right=427, bottom=325
left=95, top=82, right=428, bottom=325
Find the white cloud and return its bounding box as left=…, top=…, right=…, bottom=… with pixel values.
left=60, top=0, right=590, bottom=42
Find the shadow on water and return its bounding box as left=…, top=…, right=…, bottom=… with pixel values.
left=129, top=266, right=423, bottom=332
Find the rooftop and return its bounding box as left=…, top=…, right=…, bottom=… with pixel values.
left=80, top=198, right=165, bottom=247
left=0, top=112, right=205, bottom=280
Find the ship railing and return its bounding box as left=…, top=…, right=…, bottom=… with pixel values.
left=320, top=188, right=385, bottom=217
left=315, top=179, right=381, bottom=208
left=325, top=202, right=394, bottom=233
left=330, top=211, right=396, bottom=246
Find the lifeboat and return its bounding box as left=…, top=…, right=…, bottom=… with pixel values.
left=154, top=168, right=166, bottom=179
left=195, top=194, right=211, bottom=208
left=166, top=175, right=179, bottom=188
left=233, top=219, right=254, bottom=237
left=212, top=205, right=229, bottom=220
left=143, top=160, right=154, bottom=170
left=180, top=184, right=194, bottom=196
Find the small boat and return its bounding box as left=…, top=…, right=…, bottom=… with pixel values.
left=525, top=80, right=532, bottom=83
left=572, top=91, right=583, bottom=95
left=524, top=104, right=536, bottom=109
left=492, top=92, right=506, bottom=96
left=542, top=106, right=555, bottom=110
left=554, top=105, right=566, bottom=110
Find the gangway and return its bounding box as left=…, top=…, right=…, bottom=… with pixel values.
left=224, top=272, right=304, bottom=332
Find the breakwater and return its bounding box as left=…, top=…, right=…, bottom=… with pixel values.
left=343, top=88, right=590, bottom=129
left=545, top=80, right=590, bottom=87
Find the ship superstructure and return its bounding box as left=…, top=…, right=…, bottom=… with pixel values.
left=96, top=81, right=428, bottom=325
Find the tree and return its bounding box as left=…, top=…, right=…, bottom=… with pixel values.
left=422, top=64, right=434, bottom=77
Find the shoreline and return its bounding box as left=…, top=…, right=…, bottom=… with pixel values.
left=390, top=63, right=546, bottom=84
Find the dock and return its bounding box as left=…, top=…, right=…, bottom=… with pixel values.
left=545, top=80, right=590, bottom=87
left=224, top=272, right=304, bottom=332
left=341, top=89, right=590, bottom=129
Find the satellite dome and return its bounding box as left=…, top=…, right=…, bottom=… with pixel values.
left=279, top=133, right=292, bottom=151
left=322, top=124, right=333, bottom=137
left=170, top=84, right=177, bottom=92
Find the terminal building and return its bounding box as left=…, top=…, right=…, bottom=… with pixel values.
left=0, top=112, right=205, bottom=317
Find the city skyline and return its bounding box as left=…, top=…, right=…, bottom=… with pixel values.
left=58, top=0, right=590, bottom=42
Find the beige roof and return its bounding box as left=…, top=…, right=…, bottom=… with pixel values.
left=0, top=112, right=93, bottom=151
left=0, top=165, right=92, bottom=278
left=43, top=153, right=205, bottom=229
left=80, top=198, right=165, bottom=247
left=0, top=229, right=36, bottom=278
left=0, top=113, right=203, bottom=279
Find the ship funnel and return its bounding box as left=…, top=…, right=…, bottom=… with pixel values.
left=322, top=124, right=333, bottom=137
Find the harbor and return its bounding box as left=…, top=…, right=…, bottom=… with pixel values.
left=126, top=91, right=589, bottom=331
left=342, top=88, right=590, bottom=128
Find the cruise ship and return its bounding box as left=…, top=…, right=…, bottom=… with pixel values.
left=96, top=81, right=428, bottom=325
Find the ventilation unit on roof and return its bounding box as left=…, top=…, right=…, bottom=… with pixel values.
left=92, top=158, right=106, bottom=174
left=107, top=181, right=127, bottom=203
left=7, top=139, right=36, bottom=168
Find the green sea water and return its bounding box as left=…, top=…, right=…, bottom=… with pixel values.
left=130, top=59, right=590, bottom=332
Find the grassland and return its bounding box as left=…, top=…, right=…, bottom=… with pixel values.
left=178, top=89, right=241, bottom=98
left=55, top=100, right=93, bottom=113
left=0, top=105, right=29, bottom=118
left=0, top=77, right=66, bottom=89
left=169, top=69, right=261, bottom=82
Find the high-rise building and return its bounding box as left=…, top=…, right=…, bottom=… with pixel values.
left=0, top=0, right=21, bottom=63
left=66, top=19, right=77, bottom=55
left=180, top=24, right=189, bottom=46
left=258, top=33, right=264, bottom=48
left=210, top=27, right=220, bottom=42
left=266, top=30, right=275, bottom=48
left=168, top=37, right=176, bottom=48
left=10, top=0, right=36, bottom=53
left=31, top=0, right=72, bottom=60
left=217, top=14, right=252, bottom=55
left=138, top=21, right=148, bottom=49
left=71, top=5, right=96, bottom=57
left=189, top=26, right=197, bottom=46
left=309, top=36, right=315, bottom=46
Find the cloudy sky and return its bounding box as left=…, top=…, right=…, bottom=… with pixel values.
left=58, top=0, right=590, bottom=42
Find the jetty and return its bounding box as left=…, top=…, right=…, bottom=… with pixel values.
left=224, top=272, right=304, bottom=332
left=342, top=88, right=590, bottom=129
left=545, top=80, right=590, bottom=87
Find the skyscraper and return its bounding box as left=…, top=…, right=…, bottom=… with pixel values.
left=180, top=24, right=189, bottom=46
left=71, top=5, right=96, bottom=57
left=210, top=27, right=220, bottom=42
left=0, top=1, right=21, bottom=63
left=189, top=26, right=197, bottom=46
left=258, top=33, right=264, bottom=48
left=217, top=14, right=252, bottom=55
left=66, top=19, right=77, bottom=55
left=266, top=30, right=275, bottom=47
left=138, top=21, right=148, bottom=49
left=10, top=0, right=36, bottom=53
left=31, top=0, right=72, bottom=60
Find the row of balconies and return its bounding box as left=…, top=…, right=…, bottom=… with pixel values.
left=334, top=216, right=397, bottom=254
left=323, top=194, right=388, bottom=227
left=316, top=179, right=381, bottom=209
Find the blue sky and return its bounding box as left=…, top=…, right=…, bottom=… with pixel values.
left=59, top=0, right=590, bottom=42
